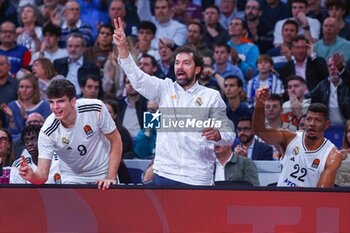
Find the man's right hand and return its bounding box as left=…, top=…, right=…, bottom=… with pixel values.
left=255, top=86, right=270, bottom=104
left=112, top=18, right=129, bottom=59
left=19, top=156, right=34, bottom=181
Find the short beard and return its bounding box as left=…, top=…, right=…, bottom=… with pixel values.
left=176, top=75, right=195, bottom=87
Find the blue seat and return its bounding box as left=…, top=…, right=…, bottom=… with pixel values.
left=324, top=125, right=344, bottom=149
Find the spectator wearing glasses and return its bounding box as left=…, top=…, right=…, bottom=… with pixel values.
left=233, top=116, right=273, bottom=160
left=0, top=128, right=14, bottom=175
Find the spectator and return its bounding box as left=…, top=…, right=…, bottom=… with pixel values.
left=10, top=125, right=61, bottom=184
left=0, top=128, right=14, bottom=175
left=224, top=75, right=252, bottom=129
left=32, top=58, right=64, bottom=100
left=214, top=142, right=259, bottom=186
left=307, top=56, right=350, bottom=125
left=54, top=33, right=100, bottom=97
left=134, top=100, right=159, bottom=160
left=108, top=0, right=138, bottom=37
left=16, top=4, right=43, bottom=53
left=76, top=0, right=110, bottom=40
left=173, top=0, right=202, bottom=25
left=139, top=54, right=159, bottom=77
left=273, top=0, right=320, bottom=46
left=39, top=1, right=64, bottom=27
left=279, top=35, right=329, bottom=92
left=135, top=21, right=160, bottom=61
left=314, top=17, right=350, bottom=62
left=157, top=38, right=176, bottom=80
left=253, top=88, right=342, bottom=187
left=227, top=18, right=260, bottom=79
left=281, top=75, right=310, bottom=131
left=234, top=116, right=273, bottom=160
left=30, top=23, right=68, bottom=65
left=212, top=41, right=244, bottom=84
left=247, top=54, right=283, bottom=102
left=306, top=0, right=328, bottom=23
left=59, top=0, right=93, bottom=48
left=0, top=74, right=51, bottom=141
left=114, top=18, right=234, bottom=185
left=199, top=55, right=224, bottom=91
left=326, top=0, right=350, bottom=40
left=19, top=79, right=122, bottom=189
left=137, top=0, right=188, bottom=50
left=0, top=21, right=31, bottom=77
left=244, top=0, right=273, bottom=54
left=117, top=76, right=148, bottom=138
left=79, top=75, right=101, bottom=99
left=185, top=21, right=213, bottom=57
left=83, top=24, right=114, bottom=71
left=340, top=120, right=350, bottom=160
left=267, top=19, right=299, bottom=73
left=104, top=99, right=135, bottom=159
left=259, top=0, right=291, bottom=38
left=201, top=5, right=230, bottom=50
left=219, top=0, right=244, bottom=30
left=0, top=55, right=18, bottom=105
left=0, top=0, right=18, bottom=26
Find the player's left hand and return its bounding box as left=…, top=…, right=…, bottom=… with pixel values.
left=202, top=128, right=221, bottom=141
left=96, top=178, right=116, bottom=190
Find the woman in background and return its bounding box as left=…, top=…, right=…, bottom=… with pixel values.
left=0, top=128, right=14, bottom=177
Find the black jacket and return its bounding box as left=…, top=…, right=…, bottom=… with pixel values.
left=279, top=57, right=329, bottom=91
left=117, top=95, right=148, bottom=129
left=307, top=78, right=350, bottom=121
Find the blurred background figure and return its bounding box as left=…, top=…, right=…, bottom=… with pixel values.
left=0, top=128, right=14, bottom=178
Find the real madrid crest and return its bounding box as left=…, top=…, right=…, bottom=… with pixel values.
left=195, top=97, right=203, bottom=106
left=292, top=146, right=299, bottom=155
left=61, top=137, right=69, bottom=145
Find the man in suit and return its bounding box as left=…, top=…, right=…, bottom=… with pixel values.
left=234, top=116, right=273, bottom=160
left=279, top=35, right=328, bottom=92
left=53, top=33, right=100, bottom=98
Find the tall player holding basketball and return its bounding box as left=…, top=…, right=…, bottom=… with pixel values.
left=253, top=87, right=342, bottom=187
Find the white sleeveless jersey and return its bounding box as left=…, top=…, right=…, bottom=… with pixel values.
left=277, top=131, right=335, bottom=187
left=38, top=99, right=116, bottom=184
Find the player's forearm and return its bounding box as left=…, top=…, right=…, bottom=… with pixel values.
left=252, top=100, right=266, bottom=134
left=106, top=137, right=122, bottom=180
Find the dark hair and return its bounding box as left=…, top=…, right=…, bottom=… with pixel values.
left=233, top=18, right=248, bottom=32
left=46, top=79, right=76, bottom=100
left=188, top=21, right=204, bottom=35
left=140, top=54, right=158, bottom=67
left=80, top=74, right=101, bottom=87
left=43, top=23, right=61, bottom=37
left=137, top=21, right=157, bottom=35
left=268, top=94, right=283, bottom=107
left=174, top=46, right=204, bottom=80
left=282, top=19, right=299, bottom=32
left=286, top=75, right=306, bottom=86
left=21, top=124, right=41, bottom=145
left=99, top=24, right=114, bottom=34
left=213, top=41, right=231, bottom=53
left=292, top=34, right=309, bottom=45
left=307, top=103, right=329, bottom=121
left=205, top=5, right=221, bottom=14
left=257, top=54, right=273, bottom=66
left=225, top=75, right=243, bottom=88
left=238, top=116, right=252, bottom=125
left=291, top=0, right=308, bottom=6
left=326, top=0, right=347, bottom=9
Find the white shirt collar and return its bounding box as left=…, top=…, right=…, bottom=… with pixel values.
left=62, top=19, right=82, bottom=29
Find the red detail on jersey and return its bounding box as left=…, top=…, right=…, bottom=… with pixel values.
left=84, top=125, right=93, bottom=135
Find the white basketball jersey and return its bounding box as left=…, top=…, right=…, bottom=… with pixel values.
left=278, top=131, right=335, bottom=187
left=38, top=99, right=116, bottom=184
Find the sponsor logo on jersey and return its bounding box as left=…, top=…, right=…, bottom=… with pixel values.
left=311, top=158, right=320, bottom=169
left=171, top=95, right=176, bottom=99
left=292, top=146, right=299, bottom=155
left=62, top=137, right=69, bottom=145
left=54, top=173, right=62, bottom=184
left=84, top=125, right=94, bottom=137
left=195, top=97, right=203, bottom=106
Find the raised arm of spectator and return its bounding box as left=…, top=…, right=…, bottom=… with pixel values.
left=137, top=0, right=153, bottom=21
left=252, top=87, right=296, bottom=152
